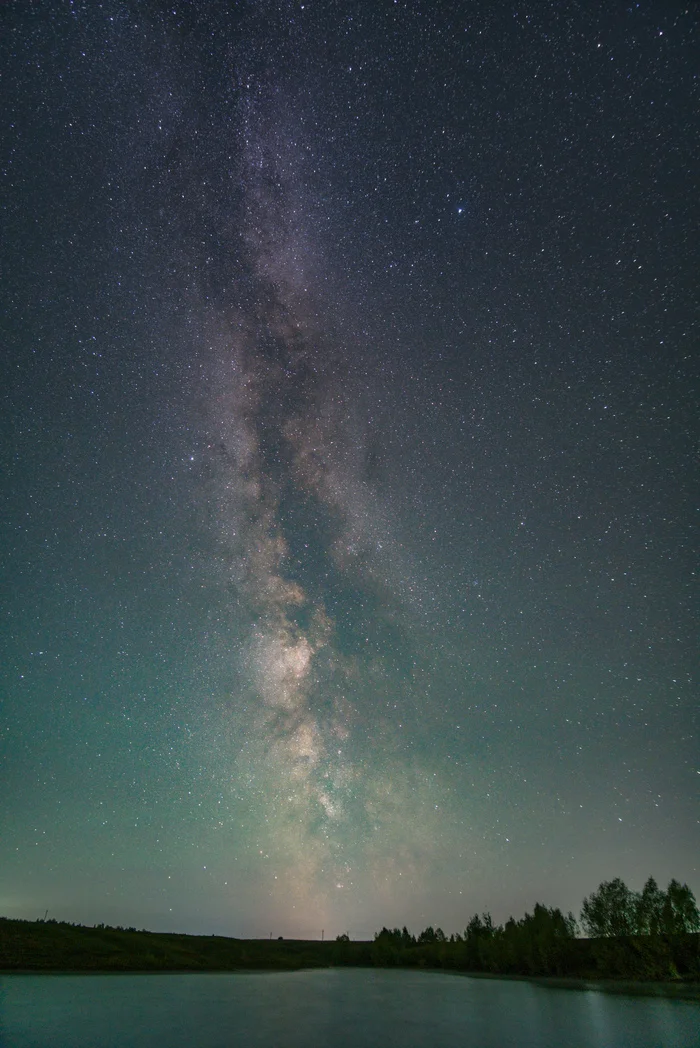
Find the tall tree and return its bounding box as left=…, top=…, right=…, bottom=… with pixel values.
left=662, top=880, right=700, bottom=935
left=580, top=877, right=637, bottom=937
left=636, top=877, right=665, bottom=936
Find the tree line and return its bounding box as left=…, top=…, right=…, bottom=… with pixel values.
left=358, top=876, right=700, bottom=980
left=2, top=874, right=697, bottom=980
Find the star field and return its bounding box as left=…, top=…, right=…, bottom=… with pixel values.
left=0, top=0, right=697, bottom=939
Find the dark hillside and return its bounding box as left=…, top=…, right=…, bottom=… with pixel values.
left=0, top=918, right=370, bottom=972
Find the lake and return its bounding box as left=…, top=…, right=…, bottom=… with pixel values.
left=1, top=969, right=698, bottom=1047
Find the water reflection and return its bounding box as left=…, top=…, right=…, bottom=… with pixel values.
left=1, top=969, right=698, bottom=1048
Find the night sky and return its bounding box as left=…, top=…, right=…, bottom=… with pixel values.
left=1, top=0, right=697, bottom=941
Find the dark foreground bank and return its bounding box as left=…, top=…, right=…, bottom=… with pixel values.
left=0, top=918, right=330, bottom=972
left=1, top=918, right=699, bottom=992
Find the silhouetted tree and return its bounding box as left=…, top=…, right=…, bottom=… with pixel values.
left=371, top=927, right=400, bottom=965
left=513, top=904, right=577, bottom=975
left=582, top=876, right=699, bottom=943
left=465, top=912, right=494, bottom=939
left=662, top=880, right=700, bottom=936
left=580, top=877, right=637, bottom=937
left=636, top=877, right=665, bottom=936
left=462, top=912, right=497, bottom=971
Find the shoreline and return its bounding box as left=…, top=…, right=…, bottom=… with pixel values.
left=447, top=969, right=700, bottom=1000
left=2, top=966, right=699, bottom=1000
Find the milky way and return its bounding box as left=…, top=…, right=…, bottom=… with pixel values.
left=193, top=74, right=471, bottom=932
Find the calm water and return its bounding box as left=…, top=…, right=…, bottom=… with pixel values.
left=1, top=969, right=699, bottom=1048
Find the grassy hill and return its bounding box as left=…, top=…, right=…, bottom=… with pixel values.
left=0, top=917, right=369, bottom=972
